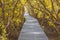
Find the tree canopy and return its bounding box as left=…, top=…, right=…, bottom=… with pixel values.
left=0, top=0, right=60, bottom=40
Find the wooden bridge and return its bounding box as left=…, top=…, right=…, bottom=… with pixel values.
left=18, top=13, right=48, bottom=40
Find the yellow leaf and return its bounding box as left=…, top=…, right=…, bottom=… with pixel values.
left=16, top=19, right=21, bottom=23
left=21, top=0, right=26, bottom=5
left=10, top=0, right=12, bottom=2
left=37, top=12, right=43, bottom=18
left=44, top=0, right=52, bottom=10
left=45, top=15, right=50, bottom=19
left=14, top=10, right=18, bottom=13
left=58, top=13, right=60, bottom=18
left=53, top=2, right=59, bottom=11
left=17, top=4, right=21, bottom=7
left=48, top=21, right=55, bottom=27
left=5, top=13, right=9, bottom=16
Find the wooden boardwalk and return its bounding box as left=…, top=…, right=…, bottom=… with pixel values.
left=18, top=13, right=48, bottom=40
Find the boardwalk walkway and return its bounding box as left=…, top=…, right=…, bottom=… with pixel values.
left=18, top=13, right=48, bottom=40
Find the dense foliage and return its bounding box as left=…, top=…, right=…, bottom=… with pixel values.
left=0, top=0, right=25, bottom=40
